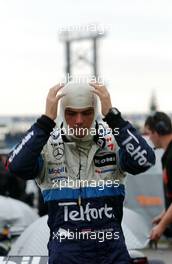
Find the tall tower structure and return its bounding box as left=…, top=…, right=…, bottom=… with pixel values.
left=150, top=90, right=158, bottom=114
left=59, top=24, right=106, bottom=79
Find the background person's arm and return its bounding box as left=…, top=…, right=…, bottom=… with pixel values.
left=150, top=204, right=172, bottom=241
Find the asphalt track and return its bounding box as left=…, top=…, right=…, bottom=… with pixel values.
left=143, top=242, right=172, bottom=264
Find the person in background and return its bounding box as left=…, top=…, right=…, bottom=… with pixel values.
left=0, top=154, right=34, bottom=206
left=144, top=111, right=172, bottom=241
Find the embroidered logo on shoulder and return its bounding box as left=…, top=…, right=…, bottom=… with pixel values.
left=49, top=130, right=65, bottom=160
left=50, top=129, right=61, bottom=142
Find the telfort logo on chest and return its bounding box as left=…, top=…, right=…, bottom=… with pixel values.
left=59, top=202, right=115, bottom=222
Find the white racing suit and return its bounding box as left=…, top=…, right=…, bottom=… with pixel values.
left=8, top=114, right=155, bottom=264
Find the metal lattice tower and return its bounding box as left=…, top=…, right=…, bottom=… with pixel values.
left=59, top=25, right=106, bottom=78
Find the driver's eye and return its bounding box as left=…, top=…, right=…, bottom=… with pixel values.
left=83, top=111, right=94, bottom=116
left=66, top=111, right=76, bottom=116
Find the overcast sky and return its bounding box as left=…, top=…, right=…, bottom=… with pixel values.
left=0, top=0, right=172, bottom=115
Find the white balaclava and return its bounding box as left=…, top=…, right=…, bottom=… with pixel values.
left=59, top=81, right=101, bottom=142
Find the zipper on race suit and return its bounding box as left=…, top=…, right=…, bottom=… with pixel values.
left=78, top=196, right=81, bottom=206
left=78, top=151, right=82, bottom=206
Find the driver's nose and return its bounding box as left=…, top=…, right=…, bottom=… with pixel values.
left=75, top=113, right=83, bottom=126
